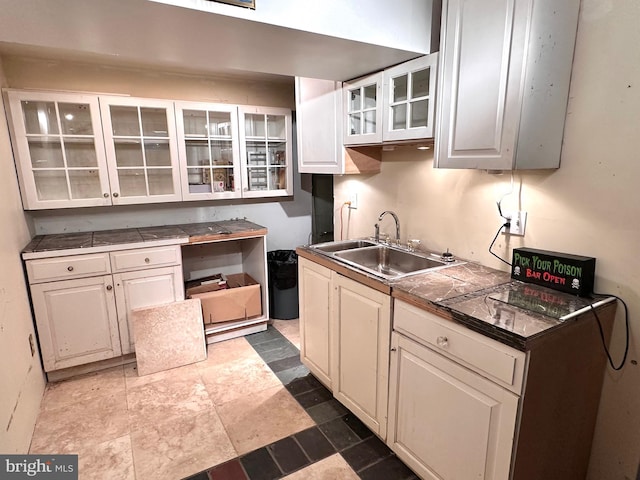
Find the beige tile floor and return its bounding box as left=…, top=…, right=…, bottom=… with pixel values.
left=28, top=319, right=354, bottom=480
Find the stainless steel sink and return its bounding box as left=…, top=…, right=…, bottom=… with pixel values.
left=311, top=239, right=377, bottom=253
left=334, top=245, right=449, bottom=279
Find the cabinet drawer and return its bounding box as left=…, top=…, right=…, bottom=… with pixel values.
left=26, top=253, right=111, bottom=284
left=394, top=300, right=526, bottom=394
left=110, top=245, right=181, bottom=273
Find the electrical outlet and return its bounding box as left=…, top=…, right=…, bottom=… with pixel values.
left=503, top=211, right=527, bottom=236
left=348, top=192, right=358, bottom=209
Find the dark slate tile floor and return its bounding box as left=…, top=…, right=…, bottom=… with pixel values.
left=184, top=325, right=419, bottom=480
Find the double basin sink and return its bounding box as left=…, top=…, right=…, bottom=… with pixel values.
left=310, top=239, right=460, bottom=281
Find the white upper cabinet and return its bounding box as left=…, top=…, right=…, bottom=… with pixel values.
left=343, top=72, right=384, bottom=146
left=5, top=90, right=112, bottom=210
left=175, top=101, right=242, bottom=200
left=435, top=0, right=580, bottom=170
left=239, top=106, right=293, bottom=198
left=382, top=54, right=438, bottom=142
left=99, top=96, right=182, bottom=204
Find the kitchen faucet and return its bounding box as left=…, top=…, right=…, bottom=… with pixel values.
left=374, top=210, right=400, bottom=244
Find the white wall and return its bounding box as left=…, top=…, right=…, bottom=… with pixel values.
left=1, top=56, right=312, bottom=252
left=335, top=2, right=640, bottom=478
left=0, top=61, right=45, bottom=453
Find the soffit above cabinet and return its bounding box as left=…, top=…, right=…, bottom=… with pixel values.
left=0, top=0, right=439, bottom=81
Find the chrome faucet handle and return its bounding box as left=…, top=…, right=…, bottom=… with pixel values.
left=407, top=239, right=421, bottom=252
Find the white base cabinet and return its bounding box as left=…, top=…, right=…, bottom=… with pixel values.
left=298, top=257, right=391, bottom=439
left=26, top=245, right=184, bottom=372
left=113, top=266, right=184, bottom=355
left=298, top=257, right=333, bottom=387
left=30, top=275, right=122, bottom=371
left=388, top=332, right=519, bottom=480
left=332, top=274, right=391, bottom=439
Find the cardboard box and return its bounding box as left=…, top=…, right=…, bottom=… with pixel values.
left=185, top=274, right=226, bottom=296
left=188, top=273, right=262, bottom=324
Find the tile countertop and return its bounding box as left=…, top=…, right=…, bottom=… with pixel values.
left=22, top=219, right=268, bottom=257
left=297, top=247, right=615, bottom=351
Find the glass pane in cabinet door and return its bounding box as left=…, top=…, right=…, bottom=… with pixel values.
left=412, top=68, right=430, bottom=98
left=349, top=88, right=361, bottom=113
left=268, top=143, right=286, bottom=165
left=349, top=113, right=361, bottom=136
left=141, top=108, right=169, bottom=137
left=363, top=84, right=377, bottom=109
left=21, top=101, right=59, bottom=135
left=114, top=140, right=143, bottom=167
left=269, top=167, right=286, bottom=190
left=183, top=110, right=207, bottom=136
left=147, top=169, right=174, bottom=195
left=65, top=138, right=98, bottom=167
left=391, top=104, right=407, bottom=130
left=247, top=143, right=267, bottom=166
left=267, top=115, right=285, bottom=139
left=248, top=167, right=267, bottom=190
left=392, top=75, right=408, bottom=103
left=33, top=170, right=69, bottom=200
left=208, top=112, right=232, bottom=137
left=110, top=106, right=140, bottom=136
left=68, top=169, right=102, bottom=199
left=211, top=140, right=233, bottom=165
left=59, top=103, right=93, bottom=135
left=185, top=140, right=209, bottom=167
left=410, top=99, right=429, bottom=128
left=245, top=114, right=265, bottom=138
left=187, top=168, right=210, bottom=193
left=363, top=110, right=377, bottom=134
left=118, top=169, right=147, bottom=197
left=144, top=140, right=171, bottom=167
left=211, top=167, right=233, bottom=192
left=28, top=139, right=64, bottom=168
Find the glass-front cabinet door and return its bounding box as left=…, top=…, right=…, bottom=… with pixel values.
left=5, top=90, right=111, bottom=209
left=382, top=54, right=438, bottom=142
left=239, top=106, right=293, bottom=198
left=99, top=96, right=182, bottom=205
left=175, top=102, right=241, bottom=200
left=343, top=72, right=383, bottom=145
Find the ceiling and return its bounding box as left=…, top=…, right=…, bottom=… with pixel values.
left=0, top=0, right=429, bottom=82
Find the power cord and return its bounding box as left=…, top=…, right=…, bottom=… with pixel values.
left=589, top=293, right=630, bottom=370
left=488, top=221, right=512, bottom=266
left=339, top=201, right=351, bottom=240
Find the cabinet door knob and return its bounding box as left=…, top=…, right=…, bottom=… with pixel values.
left=390, top=347, right=397, bottom=352
left=67, top=266, right=74, bottom=272
left=106, top=285, right=113, bottom=291
left=144, top=257, right=150, bottom=263
left=103, top=193, right=109, bottom=198
left=436, top=336, right=448, bottom=348
left=113, top=192, right=119, bottom=198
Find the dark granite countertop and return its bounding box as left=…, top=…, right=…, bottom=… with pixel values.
left=297, top=245, right=614, bottom=351
left=23, top=219, right=267, bottom=255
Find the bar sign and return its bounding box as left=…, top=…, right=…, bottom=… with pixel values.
left=511, top=247, right=596, bottom=297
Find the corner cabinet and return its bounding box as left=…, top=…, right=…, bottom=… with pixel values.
left=175, top=101, right=242, bottom=200
left=239, top=106, right=293, bottom=197
left=435, top=0, right=580, bottom=170
left=4, top=90, right=112, bottom=210
left=298, top=257, right=334, bottom=387
left=295, top=77, right=382, bottom=175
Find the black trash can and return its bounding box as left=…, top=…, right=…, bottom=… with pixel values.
left=267, top=250, right=299, bottom=320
